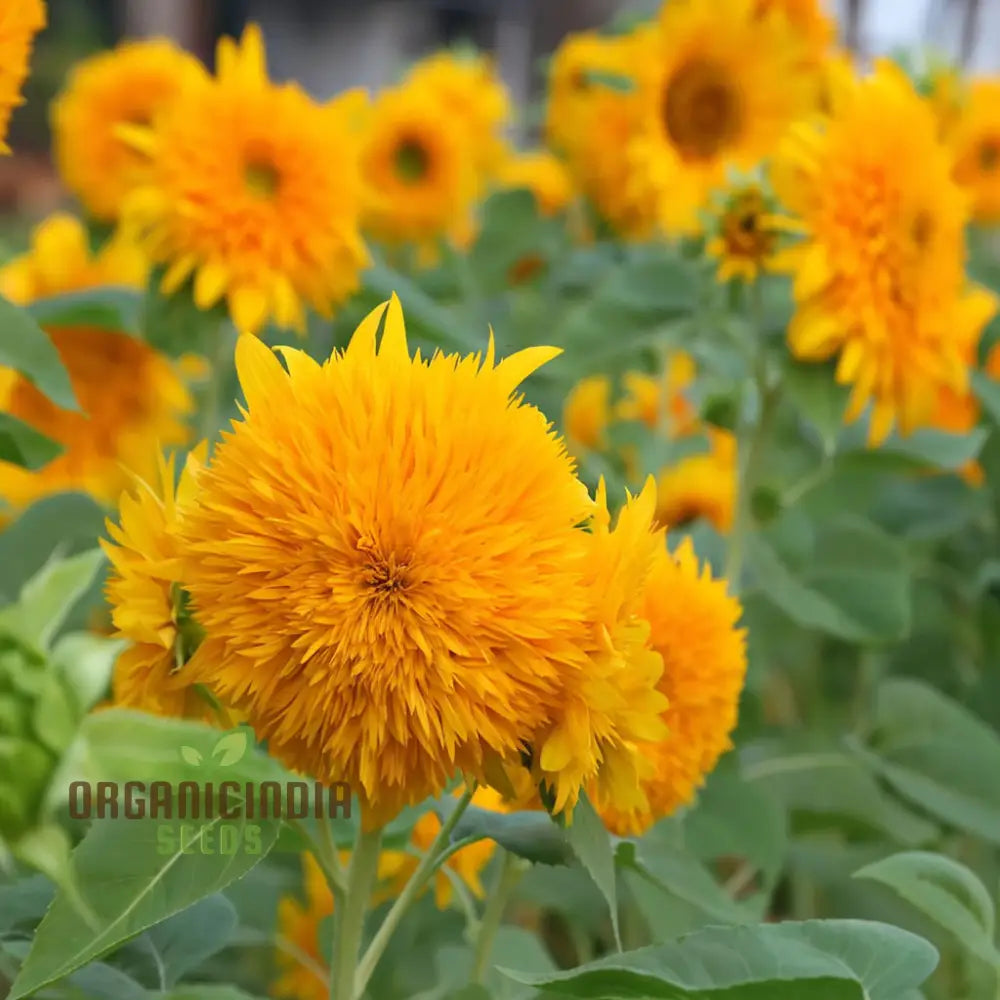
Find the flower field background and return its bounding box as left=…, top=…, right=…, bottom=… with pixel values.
left=5, top=0, right=1000, bottom=998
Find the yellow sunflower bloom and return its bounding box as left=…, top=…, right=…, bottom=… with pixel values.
left=51, top=38, right=207, bottom=221
left=705, top=184, right=783, bottom=283
left=101, top=445, right=229, bottom=722
left=403, top=50, right=510, bottom=179
left=951, top=79, right=1000, bottom=224
left=497, top=150, right=574, bottom=216
left=0, top=0, right=46, bottom=153
left=176, top=296, right=636, bottom=827
left=599, top=537, right=746, bottom=835
left=654, top=428, right=736, bottom=533
left=360, top=80, right=480, bottom=256
left=563, top=374, right=611, bottom=454
left=772, top=60, right=997, bottom=445
left=616, top=352, right=698, bottom=435
left=122, top=24, right=368, bottom=334
left=628, top=0, right=819, bottom=235
left=0, top=215, right=194, bottom=510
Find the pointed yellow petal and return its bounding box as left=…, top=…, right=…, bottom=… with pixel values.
left=494, top=346, right=562, bottom=396
left=193, top=260, right=229, bottom=309
left=274, top=345, right=321, bottom=382
left=346, top=300, right=389, bottom=358
left=377, top=292, right=409, bottom=361
left=235, top=334, right=286, bottom=410
left=229, top=285, right=270, bottom=334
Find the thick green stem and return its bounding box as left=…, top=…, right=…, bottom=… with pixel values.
left=353, top=786, right=476, bottom=997
left=471, top=849, right=524, bottom=983
left=329, top=824, right=382, bottom=1000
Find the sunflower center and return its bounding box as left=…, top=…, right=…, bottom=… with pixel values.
left=980, top=140, right=1000, bottom=172
left=395, top=139, right=430, bottom=183
left=662, top=59, right=742, bottom=161
left=244, top=160, right=280, bottom=199
left=722, top=193, right=775, bottom=259
left=911, top=209, right=934, bottom=249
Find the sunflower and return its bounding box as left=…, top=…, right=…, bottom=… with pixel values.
left=179, top=296, right=653, bottom=826
left=360, top=80, right=480, bottom=256
left=599, top=537, right=746, bottom=835
left=627, top=0, right=819, bottom=235
left=772, top=60, right=997, bottom=445
left=563, top=374, right=611, bottom=454
left=705, top=183, right=783, bottom=282
left=654, top=429, right=736, bottom=532
left=497, top=150, right=574, bottom=216
left=100, top=446, right=227, bottom=722
left=951, top=79, right=1000, bottom=224
left=0, top=0, right=46, bottom=153
left=0, top=216, right=194, bottom=510
left=51, top=38, right=207, bottom=221
left=122, top=24, right=368, bottom=334
left=616, top=352, right=698, bottom=435
left=545, top=27, right=660, bottom=238
left=403, top=50, right=510, bottom=179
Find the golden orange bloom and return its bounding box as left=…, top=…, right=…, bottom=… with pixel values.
left=951, top=79, right=1000, bottom=224
left=617, top=353, right=698, bottom=435
left=563, top=374, right=611, bottom=454
left=0, top=216, right=193, bottom=510
left=600, top=537, right=746, bottom=834
left=655, top=429, right=736, bottom=533
left=123, top=24, right=368, bottom=333
left=51, top=38, right=207, bottom=221
left=0, top=0, right=46, bottom=152
left=773, top=60, right=997, bottom=445
left=497, top=150, right=574, bottom=216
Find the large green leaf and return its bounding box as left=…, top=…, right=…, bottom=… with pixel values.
left=853, top=679, right=1000, bottom=845
left=448, top=802, right=575, bottom=866
left=0, top=413, right=61, bottom=470
left=502, top=919, right=937, bottom=998
left=0, top=294, right=77, bottom=410
left=854, top=851, right=1000, bottom=967
left=566, top=793, right=621, bottom=949
left=28, top=287, right=143, bottom=335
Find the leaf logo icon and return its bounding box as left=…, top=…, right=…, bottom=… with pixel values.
left=211, top=730, right=248, bottom=767
left=180, top=746, right=203, bottom=766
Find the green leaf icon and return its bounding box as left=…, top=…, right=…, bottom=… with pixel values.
left=179, top=746, right=203, bottom=767
left=211, top=731, right=248, bottom=767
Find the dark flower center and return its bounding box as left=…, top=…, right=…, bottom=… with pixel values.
left=662, top=59, right=743, bottom=161
left=395, top=139, right=430, bottom=183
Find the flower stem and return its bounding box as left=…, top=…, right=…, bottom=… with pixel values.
left=470, top=849, right=524, bottom=984
left=329, top=824, right=382, bottom=1000
left=353, top=785, right=476, bottom=997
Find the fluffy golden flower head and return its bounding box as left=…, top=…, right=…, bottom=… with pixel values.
left=951, top=79, right=1000, bottom=224
left=360, top=79, right=480, bottom=254
left=101, top=446, right=223, bottom=722
left=706, top=183, right=783, bottom=282
left=655, top=428, right=736, bottom=533
left=0, top=0, right=46, bottom=153
left=773, top=60, right=997, bottom=445
left=600, top=537, right=746, bottom=834
left=0, top=212, right=148, bottom=302
left=628, top=0, right=819, bottom=235
left=497, top=150, right=574, bottom=216
left=403, top=49, right=510, bottom=178
left=51, top=38, right=207, bottom=221
left=563, top=373, right=611, bottom=453
left=179, top=296, right=611, bottom=826
left=0, top=216, right=192, bottom=510
left=123, top=24, right=368, bottom=334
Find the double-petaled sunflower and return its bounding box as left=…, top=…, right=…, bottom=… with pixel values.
left=497, top=150, right=574, bottom=216
left=122, top=24, right=368, bottom=334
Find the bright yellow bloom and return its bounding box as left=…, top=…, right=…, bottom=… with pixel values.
left=627, top=0, right=819, bottom=235
left=925, top=60, right=967, bottom=140
left=101, top=446, right=227, bottom=722
left=617, top=353, right=698, bottom=435
left=655, top=429, right=736, bottom=533
left=0, top=0, right=45, bottom=153
left=600, top=538, right=746, bottom=835
left=545, top=27, right=659, bottom=238
left=497, top=150, right=574, bottom=216
left=773, top=60, right=997, bottom=445
left=404, top=50, right=510, bottom=179
left=951, top=79, right=1000, bottom=224
left=563, top=374, right=611, bottom=454
left=178, top=296, right=635, bottom=827
left=360, top=81, right=480, bottom=256
left=755, top=0, right=834, bottom=64
left=123, top=24, right=368, bottom=334
left=706, top=184, right=783, bottom=282
left=51, top=38, right=207, bottom=221
left=0, top=216, right=193, bottom=510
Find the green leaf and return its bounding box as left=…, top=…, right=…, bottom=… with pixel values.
left=447, top=802, right=575, bottom=866
left=881, top=427, right=989, bottom=470
left=0, top=874, right=54, bottom=932
left=566, top=793, right=621, bottom=950
left=7, top=813, right=279, bottom=999
left=61, top=961, right=149, bottom=1000
left=0, top=413, right=62, bottom=470
left=141, top=270, right=228, bottom=357
left=972, top=369, right=1000, bottom=424
left=747, top=514, right=910, bottom=643
left=141, top=893, right=239, bottom=987
left=852, top=679, right=1000, bottom=846
left=854, top=851, right=1000, bottom=967
left=49, top=632, right=124, bottom=713
left=781, top=358, right=849, bottom=452
left=165, top=988, right=269, bottom=1000
left=502, top=919, right=938, bottom=998
left=0, top=294, right=77, bottom=410
left=28, top=286, right=144, bottom=335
